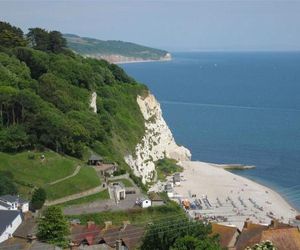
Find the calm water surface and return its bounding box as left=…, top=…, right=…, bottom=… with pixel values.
left=121, top=52, right=300, bottom=210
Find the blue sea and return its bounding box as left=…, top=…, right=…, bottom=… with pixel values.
left=121, top=52, right=300, bottom=210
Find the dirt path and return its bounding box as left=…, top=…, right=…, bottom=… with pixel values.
left=48, top=165, right=81, bottom=185
left=45, top=185, right=105, bottom=206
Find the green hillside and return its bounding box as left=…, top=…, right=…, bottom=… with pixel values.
left=64, top=33, right=169, bottom=60
left=0, top=21, right=148, bottom=199
left=0, top=151, right=100, bottom=200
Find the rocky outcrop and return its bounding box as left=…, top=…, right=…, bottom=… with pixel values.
left=90, top=92, right=97, bottom=113
left=125, top=93, right=191, bottom=183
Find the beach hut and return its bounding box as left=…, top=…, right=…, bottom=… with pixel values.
left=173, top=173, right=181, bottom=186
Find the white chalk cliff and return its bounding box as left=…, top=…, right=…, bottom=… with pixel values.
left=90, top=92, right=97, bottom=113
left=125, top=93, right=191, bottom=183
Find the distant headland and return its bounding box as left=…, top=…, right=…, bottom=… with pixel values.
left=64, top=34, right=171, bottom=63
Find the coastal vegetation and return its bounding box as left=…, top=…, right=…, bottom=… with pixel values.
left=0, top=170, right=17, bottom=195
left=58, top=190, right=110, bottom=207
left=64, top=33, right=169, bottom=61
left=155, top=158, right=183, bottom=181
left=37, top=206, right=69, bottom=247
left=140, top=217, right=221, bottom=250
left=0, top=21, right=148, bottom=199
left=68, top=201, right=184, bottom=226
left=30, top=187, right=47, bottom=210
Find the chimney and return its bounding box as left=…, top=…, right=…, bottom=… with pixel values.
left=116, top=239, right=123, bottom=250
left=104, top=221, right=112, bottom=230
left=122, top=220, right=130, bottom=231
left=244, top=219, right=252, bottom=229
left=87, top=221, right=95, bottom=229
left=270, top=219, right=279, bottom=229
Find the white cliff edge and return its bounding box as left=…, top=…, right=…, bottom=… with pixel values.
left=90, top=92, right=97, bottom=113
left=125, top=93, right=191, bottom=183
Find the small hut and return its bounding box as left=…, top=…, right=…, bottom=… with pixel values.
left=88, top=154, right=103, bottom=166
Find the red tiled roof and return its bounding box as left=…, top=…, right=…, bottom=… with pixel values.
left=71, top=223, right=102, bottom=246
left=211, top=223, right=239, bottom=248
left=260, top=228, right=300, bottom=250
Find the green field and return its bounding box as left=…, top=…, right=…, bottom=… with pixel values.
left=68, top=202, right=184, bottom=226
left=109, top=178, right=133, bottom=187
left=0, top=151, right=77, bottom=186
left=46, top=167, right=101, bottom=200
left=58, top=190, right=110, bottom=207
left=0, top=151, right=101, bottom=200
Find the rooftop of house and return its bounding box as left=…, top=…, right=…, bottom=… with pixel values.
left=71, top=221, right=102, bottom=246
left=173, top=173, right=181, bottom=181
left=13, top=218, right=37, bottom=239
left=235, top=220, right=293, bottom=250
left=112, top=182, right=125, bottom=190
left=211, top=223, right=240, bottom=248
left=96, top=163, right=116, bottom=171
left=0, top=194, right=28, bottom=204
left=88, top=154, right=103, bottom=161
left=0, top=237, right=61, bottom=250
left=148, top=192, right=163, bottom=202
left=260, top=227, right=300, bottom=250
left=100, top=224, right=145, bottom=249
left=0, top=200, right=11, bottom=208
left=0, top=210, right=21, bottom=236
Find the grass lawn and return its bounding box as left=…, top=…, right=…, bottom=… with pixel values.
left=68, top=202, right=185, bottom=226
left=155, top=158, right=183, bottom=182
left=46, top=167, right=101, bottom=200
left=109, top=178, right=133, bottom=187
left=0, top=151, right=78, bottom=187
left=58, top=189, right=110, bottom=207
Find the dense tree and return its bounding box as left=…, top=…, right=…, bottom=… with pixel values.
left=0, top=171, right=17, bottom=195
left=37, top=206, right=69, bottom=247
left=27, top=28, right=66, bottom=53
left=30, top=187, right=47, bottom=210
left=0, top=21, right=27, bottom=48
left=14, top=47, right=49, bottom=79
left=0, top=125, right=29, bottom=152
left=48, top=31, right=66, bottom=53
left=27, top=28, right=49, bottom=51
left=140, top=217, right=221, bottom=250
left=0, top=21, right=146, bottom=165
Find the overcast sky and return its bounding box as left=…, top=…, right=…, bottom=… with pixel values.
left=1, top=0, right=300, bottom=51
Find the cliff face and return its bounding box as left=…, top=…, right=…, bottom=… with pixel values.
left=90, top=92, right=97, bottom=113
left=84, top=53, right=171, bottom=64
left=125, top=93, right=191, bottom=183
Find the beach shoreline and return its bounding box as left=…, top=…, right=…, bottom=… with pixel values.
left=157, top=160, right=298, bottom=230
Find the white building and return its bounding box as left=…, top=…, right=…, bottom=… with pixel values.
left=112, top=183, right=126, bottom=203
left=165, top=183, right=174, bottom=198
left=140, top=199, right=151, bottom=208
left=0, top=210, right=22, bottom=243
left=136, top=198, right=152, bottom=208
left=0, top=195, right=29, bottom=213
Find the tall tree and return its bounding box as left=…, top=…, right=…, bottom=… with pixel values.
left=0, top=21, right=27, bottom=48
left=27, top=28, right=49, bottom=51
left=48, top=31, right=66, bottom=53
left=37, top=206, right=69, bottom=247
left=30, top=187, right=46, bottom=210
